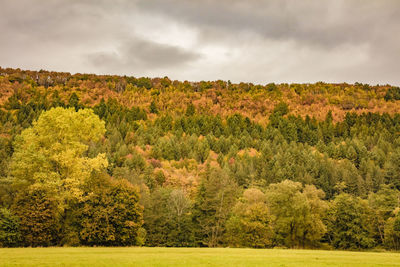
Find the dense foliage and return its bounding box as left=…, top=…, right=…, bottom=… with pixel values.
left=1, top=67, right=400, bottom=250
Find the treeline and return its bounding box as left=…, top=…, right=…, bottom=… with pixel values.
left=1, top=67, right=400, bottom=123
left=1, top=68, right=400, bottom=250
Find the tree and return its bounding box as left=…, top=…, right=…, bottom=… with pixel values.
left=150, top=100, right=159, bottom=114
left=385, top=149, right=400, bottom=190
left=143, top=188, right=171, bottom=246
left=10, top=107, right=108, bottom=199
left=368, top=185, right=399, bottom=244
left=272, top=102, right=289, bottom=116
left=327, top=193, right=375, bottom=249
left=68, top=92, right=82, bottom=111
left=144, top=188, right=194, bottom=247
left=77, top=175, right=143, bottom=246
left=384, top=210, right=400, bottom=250
left=193, top=139, right=210, bottom=163
left=137, top=77, right=152, bottom=89
left=193, top=166, right=240, bottom=247
left=167, top=189, right=194, bottom=246
left=186, top=103, right=196, bottom=116
left=265, top=180, right=328, bottom=248
left=0, top=208, right=20, bottom=247
left=11, top=184, right=61, bottom=247
left=384, top=87, right=400, bottom=101
left=226, top=188, right=272, bottom=248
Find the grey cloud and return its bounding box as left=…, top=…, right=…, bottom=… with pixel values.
left=0, top=0, right=200, bottom=75
left=0, top=0, right=399, bottom=85
left=137, top=0, right=400, bottom=85
left=138, top=0, right=400, bottom=48
left=87, top=38, right=201, bottom=73
left=0, top=0, right=128, bottom=44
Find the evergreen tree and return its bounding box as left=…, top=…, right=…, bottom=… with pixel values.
left=11, top=184, right=61, bottom=247
left=193, top=166, right=240, bottom=247
left=0, top=208, right=20, bottom=247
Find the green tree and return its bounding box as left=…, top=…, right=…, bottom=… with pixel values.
left=272, top=102, right=289, bottom=116
left=68, top=92, right=81, bottom=111
left=77, top=175, right=143, bottom=246
left=193, top=139, right=210, bottom=163
left=186, top=103, right=196, bottom=116
left=226, top=188, right=272, bottom=248
left=144, top=188, right=194, bottom=247
left=385, top=149, right=400, bottom=190
left=384, top=210, right=400, bottom=250
left=368, top=185, right=399, bottom=244
left=384, top=87, right=400, bottom=101
left=266, top=180, right=328, bottom=248
left=0, top=208, right=20, bottom=247
left=150, top=100, right=159, bottom=114
left=328, top=193, right=375, bottom=249
left=193, top=167, right=240, bottom=247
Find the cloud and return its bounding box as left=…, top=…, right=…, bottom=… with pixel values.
left=0, top=0, right=399, bottom=85
left=86, top=38, right=201, bottom=73
left=138, top=0, right=400, bottom=48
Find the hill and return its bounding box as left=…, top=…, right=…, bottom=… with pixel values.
left=1, top=67, right=400, bottom=250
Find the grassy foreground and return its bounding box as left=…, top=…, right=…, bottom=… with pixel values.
left=0, top=247, right=399, bottom=267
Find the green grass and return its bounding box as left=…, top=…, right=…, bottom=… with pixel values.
left=0, top=247, right=399, bottom=267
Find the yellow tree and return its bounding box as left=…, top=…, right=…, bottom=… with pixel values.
left=10, top=107, right=108, bottom=199
left=226, top=188, right=272, bottom=248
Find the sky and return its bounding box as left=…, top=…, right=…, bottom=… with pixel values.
left=0, top=0, right=399, bottom=85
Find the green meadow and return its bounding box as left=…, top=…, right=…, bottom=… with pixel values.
left=0, top=247, right=399, bottom=267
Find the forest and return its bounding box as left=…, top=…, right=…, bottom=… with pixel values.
left=1, top=67, right=400, bottom=250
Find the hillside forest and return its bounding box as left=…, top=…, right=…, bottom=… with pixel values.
left=1, top=67, right=400, bottom=250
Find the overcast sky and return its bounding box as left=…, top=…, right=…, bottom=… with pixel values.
left=1, top=0, right=399, bottom=85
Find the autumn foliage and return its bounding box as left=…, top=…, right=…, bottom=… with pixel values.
left=1, top=67, right=400, bottom=249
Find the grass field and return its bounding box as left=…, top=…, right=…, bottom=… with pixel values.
left=0, top=247, right=399, bottom=267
